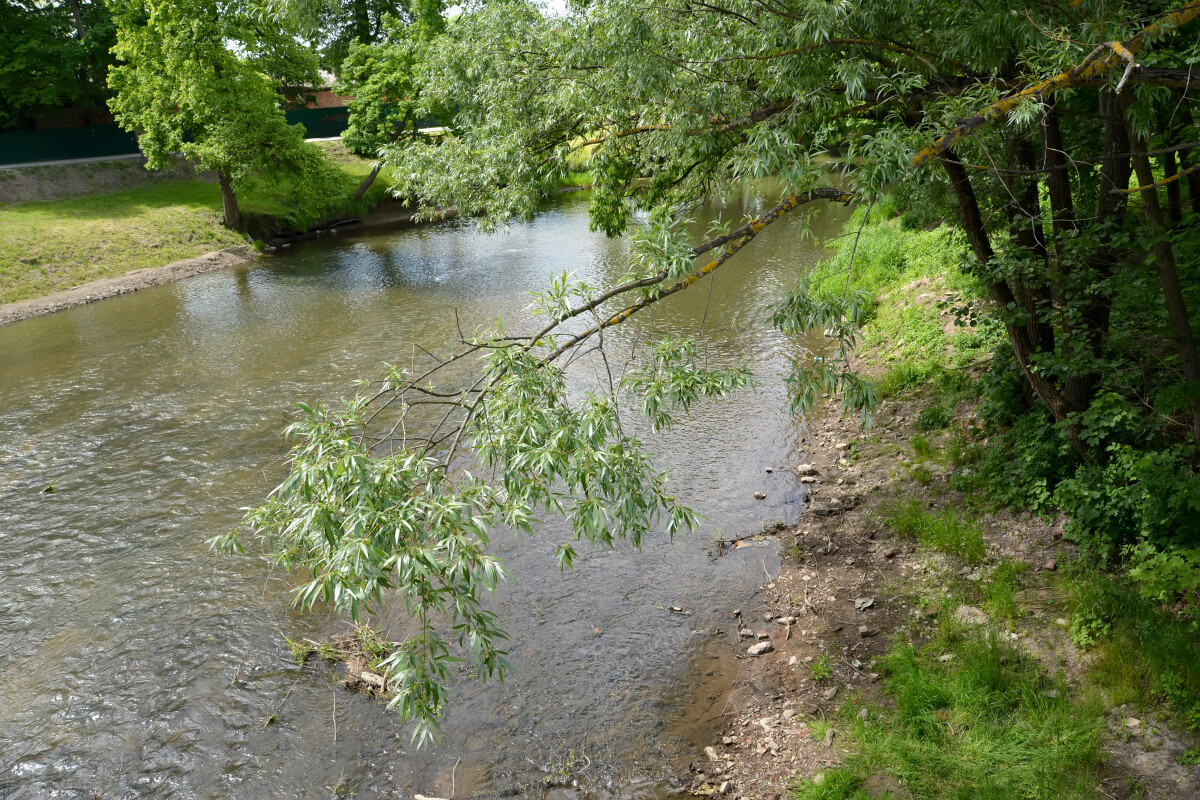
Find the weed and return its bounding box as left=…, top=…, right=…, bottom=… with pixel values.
left=918, top=402, right=953, bottom=430
left=980, top=560, right=1027, bottom=623
left=1180, top=747, right=1200, bottom=766
left=909, top=464, right=934, bottom=485
left=884, top=498, right=985, bottom=564
left=809, top=653, right=834, bottom=683
left=910, top=434, right=933, bottom=460
left=793, top=631, right=1102, bottom=800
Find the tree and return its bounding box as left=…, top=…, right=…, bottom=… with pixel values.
left=107, top=0, right=325, bottom=228
left=335, top=0, right=447, bottom=198
left=221, top=0, right=1200, bottom=740
left=0, top=1, right=115, bottom=130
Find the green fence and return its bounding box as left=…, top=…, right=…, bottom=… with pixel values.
left=0, top=107, right=354, bottom=166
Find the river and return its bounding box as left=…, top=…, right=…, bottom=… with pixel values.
left=0, top=187, right=849, bottom=799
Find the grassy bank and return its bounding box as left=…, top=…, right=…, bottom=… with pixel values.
left=0, top=180, right=245, bottom=305
left=784, top=207, right=1200, bottom=799
left=0, top=141, right=397, bottom=306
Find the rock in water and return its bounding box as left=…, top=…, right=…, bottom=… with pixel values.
left=747, top=641, right=774, bottom=656
left=796, top=464, right=820, bottom=476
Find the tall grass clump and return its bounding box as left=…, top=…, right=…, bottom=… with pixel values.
left=884, top=498, right=985, bottom=564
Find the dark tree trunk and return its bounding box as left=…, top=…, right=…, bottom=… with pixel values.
left=1062, top=92, right=1132, bottom=415
left=1174, top=98, right=1200, bottom=214
left=940, top=152, right=1086, bottom=457
left=1042, top=105, right=1077, bottom=236
left=1163, top=151, right=1183, bottom=227
left=219, top=171, right=242, bottom=230
left=1128, top=132, right=1200, bottom=456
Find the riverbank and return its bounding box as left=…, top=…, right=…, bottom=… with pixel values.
left=696, top=213, right=1200, bottom=799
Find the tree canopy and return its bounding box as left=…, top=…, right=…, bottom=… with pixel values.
left=0, top=0, right=116, bottom=130
left=107, top=0, right=328, bottom=227
left=223, top=0, right=1200, bottom=741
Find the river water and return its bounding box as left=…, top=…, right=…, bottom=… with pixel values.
left=0, top=188, right=849, bottom=799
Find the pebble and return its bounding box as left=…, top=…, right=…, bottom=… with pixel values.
left=788, top=656, right=799, bottom=666
left=719, top=781, right=730, bottom=795
left=858, top=626, right=878, bottom=638
left=799, top=476, right=819, bottom=484
left=739, top=629, right=754, bottom=638
left=705, top=746, right=720, bottom=762
left=822, top=728, right=835, bottom=747
left=1055, top=617, right=1069, bottom=626
left=938, top=653, right=955, bottom=662
left=747, top=641, right=774, bottom=656
left=754, top=491, right=766, bottom=500
left=882, top=547, right=897, bottom=559
left=756, top=630, right=770, bottom=640
left=822, top=686, right=838, bottom=700
left=1043, top=558, right=1057, bottom=571
left=853, top=597, right=875, bottom=611
left=1126, top=717, right=1142, bottom=728
left=782, top=708, right=797, bottom=720
left=857, top=708, right=870, bottom=721
left=796, top=464, right=820, bottom=476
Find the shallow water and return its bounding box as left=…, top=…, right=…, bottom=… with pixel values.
left=0, top=188, right=850, bottom=799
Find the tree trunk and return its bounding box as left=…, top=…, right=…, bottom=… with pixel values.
left=354, top=164, right=383, bottom=201
left=1042, top=105, right=1077, bottom=236
left=219, top=171, right=242, bottom=230
left=1163, top=151, right=1183, bottom=227
left=1127, top=132, right=1200, bottom=456
left=939, top=152, right=1087, bottom=457
left=353, top=110, right=415, bottom=200
left=65, top=0, right=86, bottom=40
left=1062, top=92, right=1131, bottom=415
left=1174, top=97, right=1200, bottom=214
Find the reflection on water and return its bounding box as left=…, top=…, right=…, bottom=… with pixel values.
left=0, top=188, right=849, bottom=799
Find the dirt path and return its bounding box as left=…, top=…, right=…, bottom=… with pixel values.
left=0, top=247, right=256, bottom=326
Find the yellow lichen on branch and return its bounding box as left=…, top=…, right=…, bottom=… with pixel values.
left=911, top=1, right=1200, bottom=169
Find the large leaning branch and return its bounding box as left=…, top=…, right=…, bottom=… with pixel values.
left=911, top=1, right=1200, bottom=168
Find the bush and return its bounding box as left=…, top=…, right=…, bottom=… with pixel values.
left=1056, top=444, right=1200, bottom=562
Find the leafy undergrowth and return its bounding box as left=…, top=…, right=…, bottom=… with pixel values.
left=1066, top=565, right=1200, bottom=732
left=882, top=497, right=986, bottom=565
left=238, top=139, right=399, bottom=237
left=794, top=622, right=1103, bottom=799
left=0, top=180, right=245, bottom=304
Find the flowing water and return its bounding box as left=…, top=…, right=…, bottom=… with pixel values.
left=0, top=187, right=850, bottom=799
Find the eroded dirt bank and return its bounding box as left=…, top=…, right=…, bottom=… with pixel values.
left=690, top=365, right=1199, bottom=800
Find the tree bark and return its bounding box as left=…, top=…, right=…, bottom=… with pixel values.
left=1174, top=97, right=1200, bottom=214
left=940, top=152, right=1086, bottom=456
left=65, top=0, right=86, bottom=40
left=219, top=171, right=242, bottom=230
left=1062, top=92, right=1131, bottom=415
left=1042, top=105, right=1077, bottom=236
left=1127, top=131, right=1200, bottom=456
left=1163, top=151, right=1183, bottom=227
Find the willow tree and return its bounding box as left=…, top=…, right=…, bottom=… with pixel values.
left=108, top=0, right=323, bottom=228
left=220, top=0, right=1200, bottom=739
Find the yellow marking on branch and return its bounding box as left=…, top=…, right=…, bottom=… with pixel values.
left=1117, top=161, right=1200, bottom=193
left=911, top=2, right=1200, bottom=168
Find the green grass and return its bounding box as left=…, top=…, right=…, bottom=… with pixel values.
left=0, top=180, right=245, bottom=304
left=793, top=628, right=1104, bottom=800
left=884, top=498, right=986, bottom=564
left=1066, top=565, right=1200, bottom=731
left=0, top=139, right=405, bottom=305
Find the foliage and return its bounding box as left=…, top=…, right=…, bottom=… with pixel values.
left=216, top=0, right=1200, bottom=732
left=808, top=653, right=834, bottom=684
left=108, top=0, right=332, bottom=227
left=883, top=498, right=986, bottom=564
left=793, top=629, right=1102, bottom=800
left=1067, top=566, right=1200, bottom=730
left=0, top=1, right=115, bottom=130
